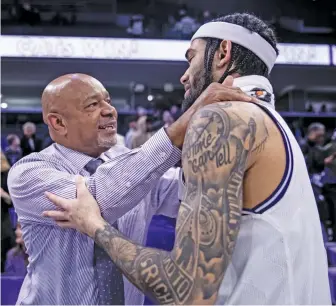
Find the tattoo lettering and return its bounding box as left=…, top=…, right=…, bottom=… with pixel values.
left=184, top=110, right=233, bottom=173
left=162, top=257, right=193, bottom=304
left=136, top=251, right=175, bottom=304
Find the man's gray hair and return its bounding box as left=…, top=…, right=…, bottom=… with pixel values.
left=22, top=122, right=36, bottom=131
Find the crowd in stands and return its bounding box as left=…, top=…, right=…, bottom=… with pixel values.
left=299, top=124, right=336, bottom=240
left=1, top=106, right=335, bottom=278
left=126, top=4, right=212, bottom=39
left=3, top=0, right=215, bottom=40
left=6, top=1, right=76, bottom=26
left=1, top=121, right=43, bottom=274
left=124, top=104, right=182, bottom=149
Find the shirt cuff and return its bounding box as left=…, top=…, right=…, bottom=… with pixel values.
left=141, top=127, right=181, bottom=169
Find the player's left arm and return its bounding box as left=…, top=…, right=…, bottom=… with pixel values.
left=91, top=102, right=266, bottom=305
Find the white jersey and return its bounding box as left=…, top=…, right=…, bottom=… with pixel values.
left=178, top=102, right=331, bottom=305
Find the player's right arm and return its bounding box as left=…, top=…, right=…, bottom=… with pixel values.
left=168, top=102, right=263, bottom=303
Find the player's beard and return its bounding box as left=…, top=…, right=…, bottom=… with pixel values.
left=181, top=68, right=213, bottom=113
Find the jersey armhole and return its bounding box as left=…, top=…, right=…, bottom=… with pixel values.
left=242, top=104, right=294, bottom=215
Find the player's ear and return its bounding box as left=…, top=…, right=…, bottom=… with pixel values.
left=216, top=40, right=232, bottom=68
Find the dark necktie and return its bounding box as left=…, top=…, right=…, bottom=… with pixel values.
left=84, top=158, right=125, bottom=305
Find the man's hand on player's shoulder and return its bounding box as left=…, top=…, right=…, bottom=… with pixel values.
left=193, top=76, right=258, bottom=110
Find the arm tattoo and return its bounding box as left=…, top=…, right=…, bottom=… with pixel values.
left=94, top=103, right=262, bottom=304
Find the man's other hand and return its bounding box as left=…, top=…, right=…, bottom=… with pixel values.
left=193, top=75, right=258, bottom=109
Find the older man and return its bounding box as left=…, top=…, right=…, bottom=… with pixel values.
left=8, top=73, right=251, bottom=305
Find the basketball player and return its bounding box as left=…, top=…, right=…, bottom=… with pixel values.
left=44, top=13, right=331, bottom=304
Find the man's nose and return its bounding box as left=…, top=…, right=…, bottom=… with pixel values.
left=180, top=69, right=189, bottom=85
left=101, top=102, right=117, bottom=118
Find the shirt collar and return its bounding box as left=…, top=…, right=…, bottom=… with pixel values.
left=53, top=143, right=129, bottom=171
left=54, top=143, right=100, bottom=172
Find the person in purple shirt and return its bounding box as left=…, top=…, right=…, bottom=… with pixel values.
left=8, top=73, right=252, bottom=305
left=5, top=222, right=28, bottom=276
left=4, top=134, right=22, bottom=166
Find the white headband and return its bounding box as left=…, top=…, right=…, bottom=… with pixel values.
left=191, top=22, right=277, bottom=73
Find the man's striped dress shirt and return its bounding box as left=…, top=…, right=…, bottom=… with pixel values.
left=8, top=128, right=181, bottom=305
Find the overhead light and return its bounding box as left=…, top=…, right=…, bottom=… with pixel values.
left=147, top=95, right=154, bottom=101
left=1, top=102, right=8, bottom=109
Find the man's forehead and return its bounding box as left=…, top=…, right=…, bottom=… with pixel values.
left=185, top=39, right=207, bottom=58
left=190, top=38, right=207, bottom=50
left=71, top=78, right=107, bottom=97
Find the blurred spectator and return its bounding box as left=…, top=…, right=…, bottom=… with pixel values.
left=137, top=106, right=147, bottom=118
left=5, top=223, right=28, bottom=276
left=301, top=124, right=336, bottom=239
left=5, top=134, right=22, bottom=166
left=19, top=1, right=41, bottom=26
left=8, top=0, right=20, bottom=22
left=131, top=116, right=150, bottom=149
left=171, top=3, right=199, bottom=39
left=177, top=4, right=188, bottom=19
left=202, top=10, right=212, bottom=24
left=127, top=14, right=145, bottom=37
left=292, top=120, right=304, bottom=145
left=301, top=122, right=326, bottom=175
left=125, top=120, right=137, bottom=149
left=147, top=109, right=164, bottom=133
left=162, top=110, right=175, bottom=128
left=174, top=14, right=199, bottom=39
left=1, top=152, right=15, bottom=272
left=170, top=105, right=182, bottom=121
left=21, top=122, right=42, bottom=157
left=321, top=132, right=336, bottom=241
left=51, top=11, right=70, bottom=26
left=321, top=129, right=336, bottom=182
left=306, top=103, right=314, bottom=112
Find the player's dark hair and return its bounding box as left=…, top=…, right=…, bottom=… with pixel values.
left=203, top=13, right=279, bottom=84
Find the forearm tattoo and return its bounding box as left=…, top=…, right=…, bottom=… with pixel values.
left=94, top=103, right=264, bottom=304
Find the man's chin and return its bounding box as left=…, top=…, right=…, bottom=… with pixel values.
left=98, top=136, right=117, bottom=148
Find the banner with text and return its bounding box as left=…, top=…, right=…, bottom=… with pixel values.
left=0, top=35, right=331, bottom=66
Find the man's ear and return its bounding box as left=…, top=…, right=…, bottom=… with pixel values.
left=47, top=113, right=67, bottom=136
left=216, top=40, right=232, bottom=68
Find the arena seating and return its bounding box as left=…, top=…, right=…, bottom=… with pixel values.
left=1, top=275, right=24, bottom=305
